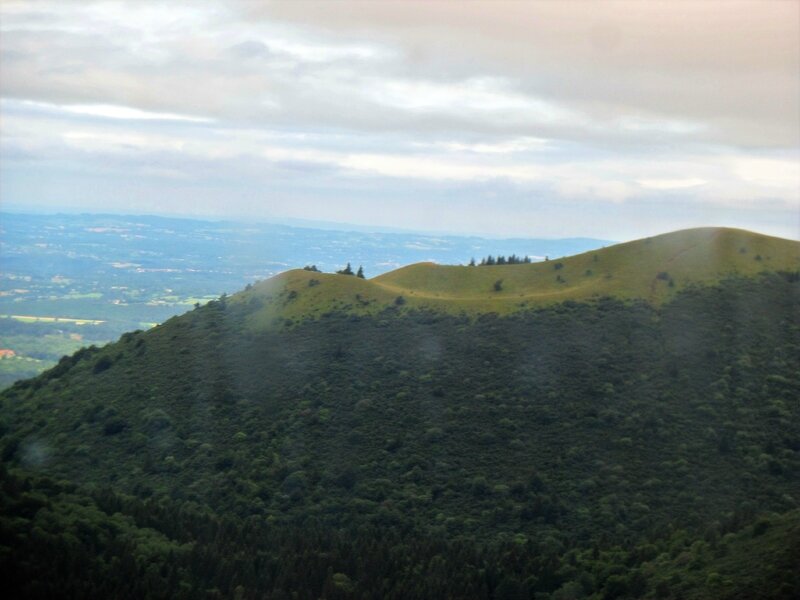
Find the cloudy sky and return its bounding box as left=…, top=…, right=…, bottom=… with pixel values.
left=1, top=1, right=798, bottom=239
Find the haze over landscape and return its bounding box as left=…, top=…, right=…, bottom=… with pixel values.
left=1, top=2, right=800, bottom=599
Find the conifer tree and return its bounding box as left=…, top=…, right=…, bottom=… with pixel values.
left=337, top=263, right=354, bottom=275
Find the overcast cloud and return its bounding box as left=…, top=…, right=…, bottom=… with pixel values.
left=1, top=0, right=798, bottom=239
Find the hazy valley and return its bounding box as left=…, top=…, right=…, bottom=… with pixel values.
left=0, top=212, right=608, bottom=388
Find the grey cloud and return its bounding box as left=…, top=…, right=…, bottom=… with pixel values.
left=3, top=1, right=796, bottom=148
left=247, top=0, right=800, bottom=148
left=0, top=0, right=797, bottom=239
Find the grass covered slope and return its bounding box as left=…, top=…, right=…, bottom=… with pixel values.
left=237, top=228, right=800, bottom=326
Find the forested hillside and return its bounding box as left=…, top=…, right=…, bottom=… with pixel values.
left=1, top=265, right=799, bottom=598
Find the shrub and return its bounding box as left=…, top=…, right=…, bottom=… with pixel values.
left=424, top=427, right=444, bottom=442
left=282, top=471, right=308, bottom=499
left=103, top=418, right=128, bottom=436
left=93, top=356, right=113, bottom=374
left=335, top=468, right=357, bottom=490
left=752, top=518, right=770, bottom=536
left=471, top=476, right=490, bottom=497
left=143, top=409, right=172, bottom=434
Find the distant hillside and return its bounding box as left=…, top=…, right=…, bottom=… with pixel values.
left=236, top=227, right=800, bottom=326
left=1, top=227, right=798, bottom=599
left=0, top=210, right=611, bottom=390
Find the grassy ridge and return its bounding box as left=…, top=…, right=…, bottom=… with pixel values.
left=235, top=227, right=800, bottom=327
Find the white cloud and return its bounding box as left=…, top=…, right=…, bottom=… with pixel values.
left=61, top=130, right=187, bottom=154
left=366, top=77, right=578, bottom=125
left=730, top=157, right=800, bottom=190
left=260, top=37, right=392, bottom=63
left=40, top=102, right=213, bottom=123
left=617, top=116, right=706, bottom=135
left=339, top=152, right=541, bottom=182
left=555, top=179, right=636, bottom=203
left=3, top=102, right=797, bottom=212
left=637, top=178, right=707, bottom=190
left=431, top=138, right=549, bottom=154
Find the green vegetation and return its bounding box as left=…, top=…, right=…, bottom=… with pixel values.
left=3, top=462, right=797, bottom=599
left=234, top=227, right=800, bottom=326
left=473, top=254, right=533, bottom=265
left=0, top=356, right=45, bottom=387
left=0, top=228, right=798, bottom=597
left=370, top=227, right=799, bottom=307
left=0, top=319, right=124, bottom=389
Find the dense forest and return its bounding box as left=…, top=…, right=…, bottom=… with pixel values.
left=2, top=272, right=799, bottom=598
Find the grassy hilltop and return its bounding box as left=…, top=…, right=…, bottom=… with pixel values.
left=236, top=227, right=800, bottom=326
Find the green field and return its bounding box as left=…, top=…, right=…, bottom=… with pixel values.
left=0, top=314, right=106, bottom=325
